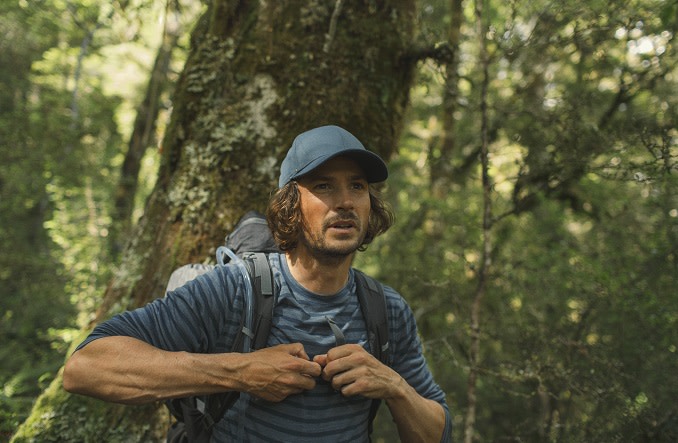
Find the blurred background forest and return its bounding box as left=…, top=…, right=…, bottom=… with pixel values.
left=1, top=0, right=677, bottom=442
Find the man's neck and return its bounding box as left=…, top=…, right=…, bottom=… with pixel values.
left=284, top=250, right=354, bottom=295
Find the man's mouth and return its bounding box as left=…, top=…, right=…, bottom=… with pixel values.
left=329, top=221, right=356, bottom=230
left=326, top=217, right=359, bottom=231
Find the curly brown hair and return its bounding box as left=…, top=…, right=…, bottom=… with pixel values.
left=266, top=182, right=394, bottom=252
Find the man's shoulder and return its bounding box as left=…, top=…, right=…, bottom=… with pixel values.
left=353, top=270, right=400, bottom=294
left=351, top=270, right=409, bottom=312
left=167, top=261, right=250, bottom=307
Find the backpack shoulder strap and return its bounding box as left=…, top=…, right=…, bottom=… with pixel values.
left=166, top=253, right=276, bottom=441
left=243, top=252, right=275, bottom=351
left=354, top=270, right=390, bottom=365
left=242, top=252, right=275, bottom=351
left=353, top=269, right=390, bottom=438
left=222, top=251, right=275, bottom=353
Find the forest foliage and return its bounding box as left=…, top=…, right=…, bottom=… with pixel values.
left=2, top=0, right=677, bottom=442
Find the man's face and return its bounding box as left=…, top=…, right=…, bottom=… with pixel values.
left=295, top=156, right=371, bottom=261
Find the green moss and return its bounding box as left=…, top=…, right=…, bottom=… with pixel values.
left=11, top=372, right=167, bottom=443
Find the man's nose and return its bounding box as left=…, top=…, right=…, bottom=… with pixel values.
left=335, top=187, right=355, bottom=210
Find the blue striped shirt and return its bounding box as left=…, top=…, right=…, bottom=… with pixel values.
left=79, top=253, right=452, bottom=442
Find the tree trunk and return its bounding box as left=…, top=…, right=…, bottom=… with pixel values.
left=464, top=0, right=492, bottom=441
left=109, top=3, right=183, bottom=259
left=430, top=0, right=464, bottom=197
left=13, top=1, right=417, bottom=441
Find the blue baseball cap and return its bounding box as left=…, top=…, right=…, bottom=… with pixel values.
left=278, top=125, right=388, bottom=188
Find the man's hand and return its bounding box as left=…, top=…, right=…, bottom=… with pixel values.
left=313, top=344, right=400, bottom=399
left=239, top=343, right=322, bottom=402
left=314, top=344, right=447, bottom=442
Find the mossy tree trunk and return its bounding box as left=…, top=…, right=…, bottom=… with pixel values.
left=13, top=1, right=417, bottom=441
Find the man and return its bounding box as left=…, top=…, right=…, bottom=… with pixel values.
left=64, top=125, right=452, bottom=442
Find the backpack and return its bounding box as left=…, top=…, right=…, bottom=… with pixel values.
left=164, top=211, right=390, bottom=443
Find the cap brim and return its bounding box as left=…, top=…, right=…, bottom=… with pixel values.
left=290, top=149, right=388, bottom=184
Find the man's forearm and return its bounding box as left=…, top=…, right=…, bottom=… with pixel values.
left=63, top=336, right=323, bottom=404
left=63, top=336, right=241, bottom=404
left=386, top=377, right=447, bottom=443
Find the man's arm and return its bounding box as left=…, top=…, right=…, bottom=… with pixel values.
left=314, top=345, right=446, bottom=443
left=63, top=336, right=322, bottom=404
left=384, top=376, right=447, bottom=443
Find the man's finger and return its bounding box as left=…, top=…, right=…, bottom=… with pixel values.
left=313, top=354, right=328, bottom=367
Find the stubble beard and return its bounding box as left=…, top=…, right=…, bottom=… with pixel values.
left=300, top=218, right=366, bottom=266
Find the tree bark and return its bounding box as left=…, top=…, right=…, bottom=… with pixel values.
left=13, top=1, right=417, bottom=441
